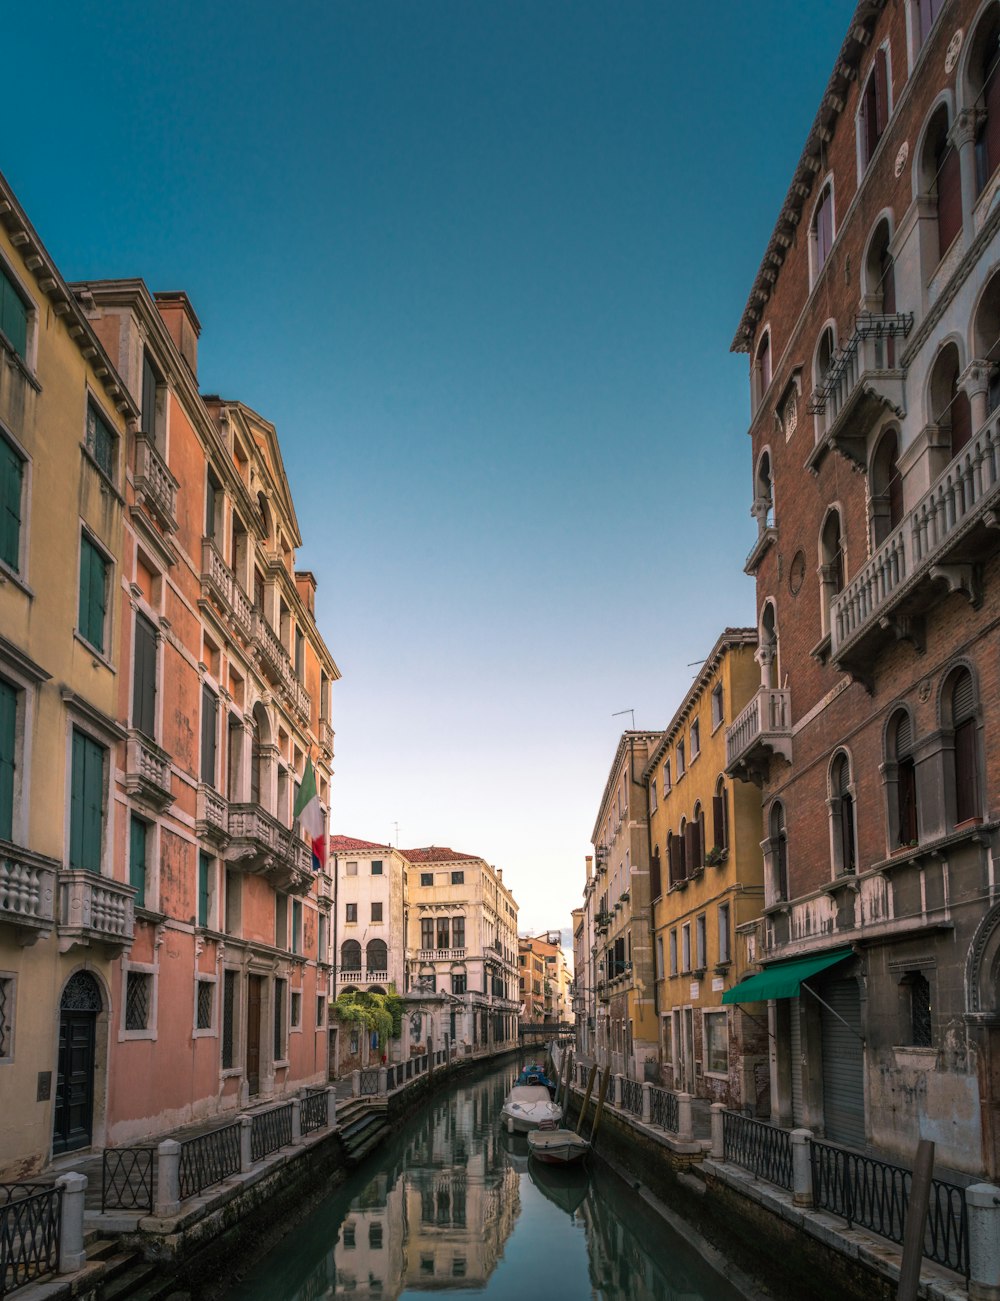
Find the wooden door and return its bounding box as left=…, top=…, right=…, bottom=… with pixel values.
left=246, top=974, right=262, bottom=1096
left=53, top=1011, right=96, bottom=1153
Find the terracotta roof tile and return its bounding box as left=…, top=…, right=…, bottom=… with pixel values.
left=329, top=835, right=392, bottom=852
left=399, top=846, right=480, bottom=865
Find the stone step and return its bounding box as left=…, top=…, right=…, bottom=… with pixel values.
left=98, top=1257, right=164, bottom=1301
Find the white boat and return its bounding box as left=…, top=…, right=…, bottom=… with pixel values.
left=501, top=1083, right=563, bottom=1134
left=527, top=1126, right=590, bottom=1166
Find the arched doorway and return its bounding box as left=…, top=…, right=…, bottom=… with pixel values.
left=53, top=971, right=102, bottom=1154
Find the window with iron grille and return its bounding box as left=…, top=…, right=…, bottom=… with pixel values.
left=222, top=970, right=236, bottom=1068
left=196, top=979, right=213, bottom=1030
left=908, top=972, right=933, bottom=1047
left=0, top=976, right=12, bottom=1057
left=125, top=971, right=151, bottom=1031
left=291, top=991, right=301, bottom=1028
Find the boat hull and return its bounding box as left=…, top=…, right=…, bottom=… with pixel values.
left=527, top=1128, right=590, bottom=1165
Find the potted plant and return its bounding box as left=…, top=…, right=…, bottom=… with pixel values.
left=705, top=846, right=728, bottom=867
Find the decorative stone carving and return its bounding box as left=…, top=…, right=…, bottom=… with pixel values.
left=945, top=28, right=963, bottom=75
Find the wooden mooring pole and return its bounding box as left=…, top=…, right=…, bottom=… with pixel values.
left=897, top=1139, right=935, bottom=1301
left=576, top=1065, right=597, bottom=1136
left=590, top=1068, right=610, bottom=1142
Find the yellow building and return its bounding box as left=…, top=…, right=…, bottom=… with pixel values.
left=644, top=629, right=768, bottom=1112
left=0, top=172, right=137, bottom=1176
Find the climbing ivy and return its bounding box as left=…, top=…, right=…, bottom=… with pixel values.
left=330, top=988, right=405, bottom=1048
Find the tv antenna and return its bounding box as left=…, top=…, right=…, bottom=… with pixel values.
left=612, top=708, right=635, bottom=729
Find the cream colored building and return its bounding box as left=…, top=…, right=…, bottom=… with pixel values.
left=402, top=847, right=519, bottom=1053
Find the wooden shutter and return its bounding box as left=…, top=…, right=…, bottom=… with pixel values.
left=953, top=671, right=975, bottom=721
left=129, top=816, right=147, bottom=908
left=874, top=48, right=888, bottom=139
left=895, top=711, right=912, bottom=757
left=0, top=436, right=22, bottom=571
left=650, top=852, right=661, bottom=901
left=0, top=677, right=15, bottom=841
left=951, top=391, right=973, bottom=455
left=201, top=687, right=218, bottom=787
left=132, top=614, right=157, bottom=739
left=955, top=719, right=980, bottom=823
left=898, top=758, right=918, bottom=845
left=668, top=835, right=681, bottom=886
left=80, top=537, right=107, bottom=653
left=684, top=821, right=696, bottom=874
left=937, top=142, right=963, bottom=259
left=840, top=794, right=856, bottom=873
left=205, top=472, right=218, bottom=540
left=141, top=353, right=158, bottom=438
left=863, top=69, right=879, bottom=165
left=0, top=268, right=28, bottom=361
left=71, top=729, right=104, bottom=872
left=713, top=793, right=726, bottom=852
left=199, top=853, right=211, bottom=927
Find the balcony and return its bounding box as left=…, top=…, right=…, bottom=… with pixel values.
left=225, top=803, right=313, bottom=895
left=807, top=313, right=913, bottom=469
left=319, top=719, right=335, bottom=758
left=57, top=869, right=135, bottom=954
left=124, top=730, right=174, bottom=811
left=831, top=416, right=1000, bottom=681
left=200, top=538, right=233, bottom=611
left=416, top=948, right=467, bottom=962
left=196, top=784, right=229, bottom=847
left=317, top=872, right=333, bottom=906
left=133, top=434, right=179, bottom=533
left=291, top=677, right=311, bottom=723
left=254, top=611, right=293, bottom=690
left=725, top=686, right=792, bottom=785
left=336, top=968, right=391, bottom=986
left=1, top=842, right=57, bottom=945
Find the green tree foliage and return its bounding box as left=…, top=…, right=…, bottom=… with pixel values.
left=331, top=987, right=404, bottom=1048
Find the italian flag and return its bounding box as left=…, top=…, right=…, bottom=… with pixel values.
left=294, top=756, right=326, bottom=872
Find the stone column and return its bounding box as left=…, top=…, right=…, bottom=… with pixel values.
left=967, top=1183, right=1000, bottom=1301
left=326, top=1086, right=337, bottom=1129
left=950, top=108, right=984, bottom=251
left=790, top=1129, right=813, bottom=1207
left=291, top=1097, right=302, bottom=1146
left=239, top=1115, right=254, bottom=1171
left=55, top=1173, right=87, bottom=1273
left=614, top=1073, right=624, bottom=1109
left=156, top=1139, right=181, bottom=1217
left=960, top=359, right=993, bottom=433
left=676, top=1092, right=694, bottom=1143
left=378, top=1066, right=388, bottom=1096
left=351, top=1068, right=360, bottom=1098
left=710, top=1102, right=726, bottom=1159
left=641, top=1081, right=652, bottom=1125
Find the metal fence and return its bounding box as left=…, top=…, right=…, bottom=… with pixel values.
left=605, top=1073, right=616, bottom=1107
left=0, top=1183, right=61, bottom=1298
left=649, top=1086, right=678, bottom=1133
left=101, top=1148, right=155, bottom=1213
left=810, top=1140, right=969, bottom=1278
left=619, top=1077, right=643, bottom=1116
left=722, top=1110, right=793, bottom=1191
left=179, top=1124, right=241, bottom=1200
left=301, top=1091, right=328, bottom=1136
left=359, top=1068, right=380, bottom=1096
left=250, top=1103, right=293, bottom=1162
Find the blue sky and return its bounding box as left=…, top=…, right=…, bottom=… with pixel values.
left=6, top=1, right=850, bottom=933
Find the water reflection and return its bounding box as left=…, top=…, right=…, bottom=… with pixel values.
left=223, top=1064, right=743, bottom=1300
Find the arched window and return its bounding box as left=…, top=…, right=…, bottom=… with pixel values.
left=865, top=219, right=897, bottom=366
left=888, top=710, right=918, bottom=848
left=689, top=802, right=705, bottom=872
left=921, top=105, right=962, bottom=262
left=830, top=751, right=856, bottom=875
left=366, top=939, right=388, bottom=973
left=929, top=342, right=972, bottom=457
left=973, top=268, right=1000, bottom=414
left=712, top=776, right=729, bottom=856
left=341, top=940, right=362, bottom=972
left=816, top=325, right=836, bottom=393
left=677, top=819, right=688, bottom=883
left=250, top=707, right=264, bottom=806
left=819, top=508, right=845, bottom=633
left=946, top=668, right=981, bottom=825
left=871, top=429, right=904, bottom=547
left=915, top=0, right=945, bottom=50
left=971, top=7, right=1000, bottom=194
left=755, top=331, right=772, bottom=407
left=759, top=601, right=779, bottom=689
left=768, top=801, right=788, bottom=902
left=811, top=184, right=835, bottom=282
left=860, top=47, right=890, bottom=171
left=754, top=449, right=775, bottom=531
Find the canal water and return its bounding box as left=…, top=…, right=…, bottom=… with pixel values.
left=222, top=1061, right=746, bottom=1300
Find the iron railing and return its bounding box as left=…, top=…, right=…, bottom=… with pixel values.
left=250, top=1103, right=293, bottom=1162
left=605, top=1073, right=616, bottom=1107
left=359, top=1068, right=380, bottom=1096
left=649, top=1086, right=678, bottom=1133
left=101, top=1148, right=155, bottom=1213
left=179, top=1124, right=241, bottom=1200
left=301, top=1091, right=328, bottom=1136
left=0, top=1183, right=61, bottom=1298
left=722, top=1110, right=793, bottom=1190
left=619, top=1078, right=642, bottom=1116
left=810, top=1140, right=969, bottom=1278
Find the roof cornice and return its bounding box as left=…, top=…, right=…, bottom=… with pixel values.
left=591, top=730, right=661, bottom=844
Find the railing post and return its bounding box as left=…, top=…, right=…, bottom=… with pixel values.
left=326, top=1086, right=337, bottom=1130
left=291, top=1097, right=302, bottom=1146
left=641, top=1082, right=652, bottom=1125
left=677, top=1092, right=694, bottom=1143
left=791, top=1130, right=813, bottom=1207
left=710, top=1102, right=725, bottom=1160
left=614, top=1074, right=624, bottom=1108
left=155, top=1139, right=181, bottom=1217
left=966, top=1184, right=1000, bottom=1300
left=378, top=1067, right=388, bottom=1096
left=55, top=1173, right=87, bottom=1272
left=240, top=1115, right=253, bottom=1172
left=351, top=1068, right=360, bottom=1098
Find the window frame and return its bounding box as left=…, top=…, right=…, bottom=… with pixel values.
left=0, top=425, right=29, bottom=583
left=0, top=260, right=32, bottom=367
left=84, top=395, right=119, bottom=486
left=809, top=178, right=836, bottom=286
left=120, top=960, right=158, bottom=1042
left=194, top=975, right=217, bottom=1038
left=77, top=528, right=112, bottom=660
left=703, top=1009, right=729, bottom=1077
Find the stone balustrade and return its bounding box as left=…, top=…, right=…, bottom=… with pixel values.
left=0, top=842, right=58, bottom=943
left=57, top=868, right=135, bottom=953
left=134, top=434, right=179, bottom=532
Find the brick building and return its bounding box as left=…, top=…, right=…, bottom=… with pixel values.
left=724, top=0, right=1000, bottom=1177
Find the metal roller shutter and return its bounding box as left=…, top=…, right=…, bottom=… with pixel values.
left=818, top=978, right=865, bottom=1150
left=790, top=998, right=804, bottom=1126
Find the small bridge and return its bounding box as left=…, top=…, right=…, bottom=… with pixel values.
left=518, top=1022, right=574, bottom=1040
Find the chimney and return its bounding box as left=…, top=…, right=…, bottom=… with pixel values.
left=496, top=868, right=503, bottom=881
left=153, top=291, right=201, bottom=379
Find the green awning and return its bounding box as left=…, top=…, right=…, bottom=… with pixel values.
left=722, top=947, right=853, bottom=1004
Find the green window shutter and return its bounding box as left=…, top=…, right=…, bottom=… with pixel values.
left=129, top=816, right=147, bottom=908
left=198, top=852, right=211, bottom=927
left=0, top=678, right=16, bottom=841
left=0, top=436, right=23, bottom=572
left=141, top=352, right=158, bottom=438
left=132, top=614, right=157, bottom=738
left=79, top=535, right=108, bottom=654
left=70, top=728, right=104, bottom=872
left=0, top=267, right=28, bottom=362
left=201, top=687, right=218, bottom=786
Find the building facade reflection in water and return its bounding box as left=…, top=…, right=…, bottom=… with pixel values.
left=225, top=1066, right=743, bottom=1301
